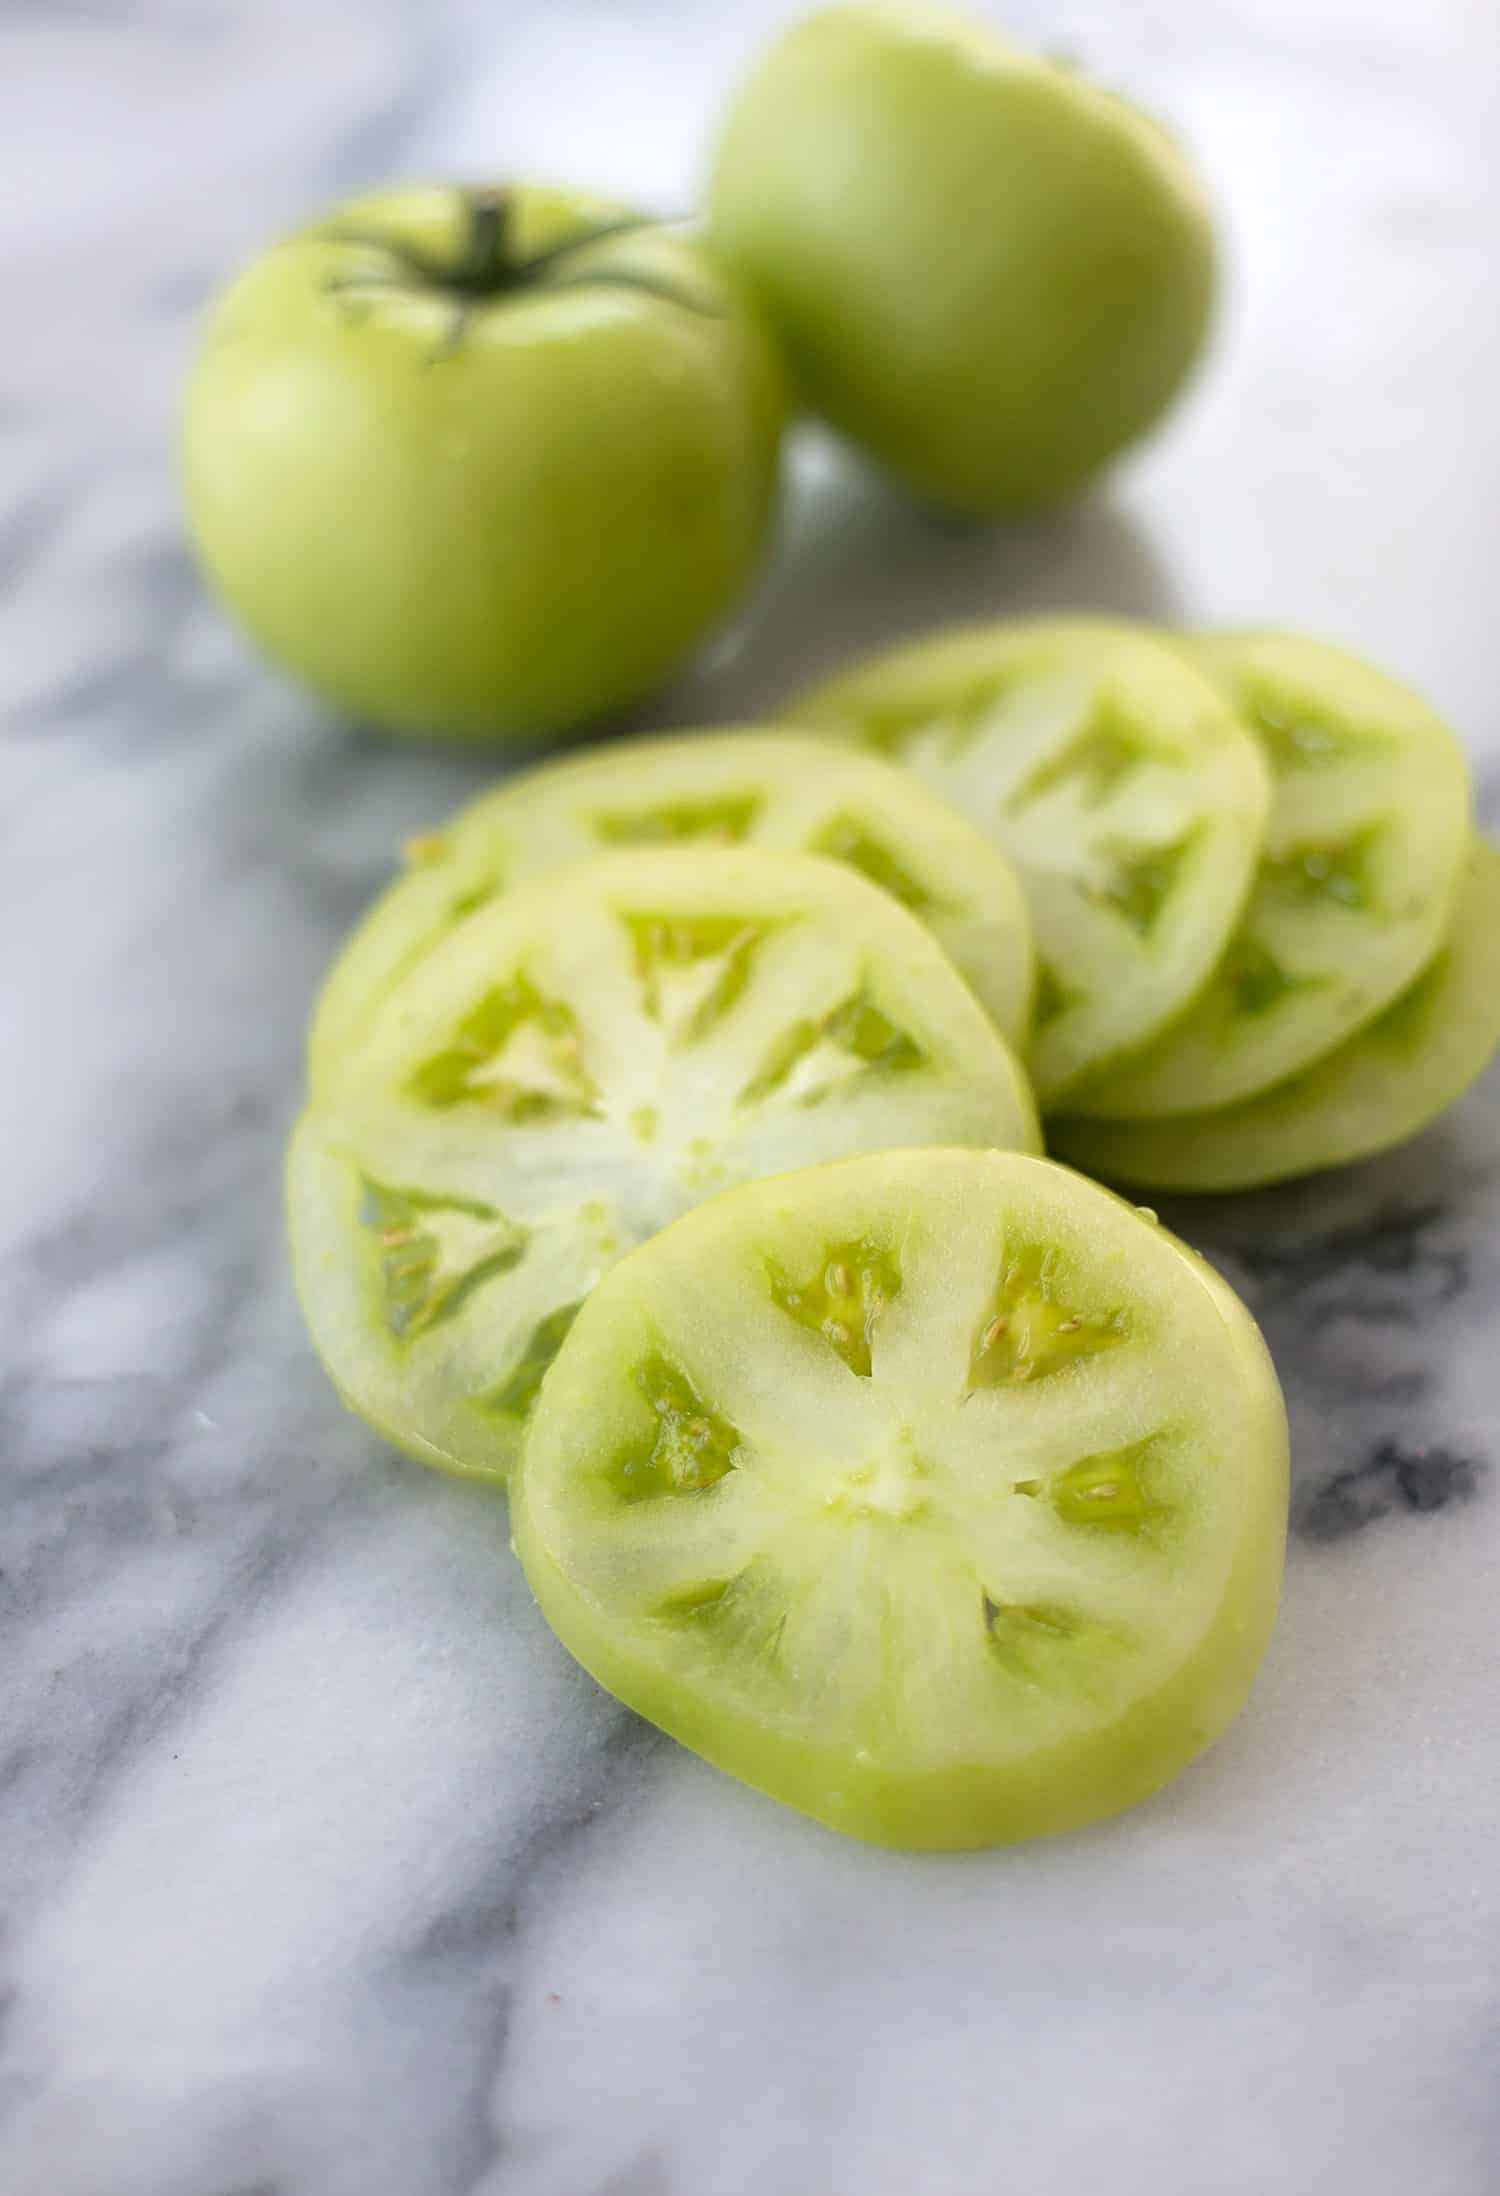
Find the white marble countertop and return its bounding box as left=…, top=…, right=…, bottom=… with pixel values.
left=4, top=3, right=1499, bottom=2192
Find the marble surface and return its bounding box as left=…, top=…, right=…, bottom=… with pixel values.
left=5, top=2, right=1500, bottom=2191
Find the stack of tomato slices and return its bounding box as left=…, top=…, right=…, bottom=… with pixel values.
left=791, top=620, right=1496, bottom=1191
left=291, top=619, right=1497, bottom=1846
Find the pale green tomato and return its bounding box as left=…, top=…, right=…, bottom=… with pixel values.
left=306, top=728, right=1036, bottom=1089
left=1051, top=839, right=1500, bottom=1193
left=513, top=1149, right=1287, bottom=1848
left=707, top=2, right=1216, bottom=514
left=1066, top=633, right=1474, bottom=1121
left=786, top=619, right=1270, bottom=1104
left=183, top=185, right=787, bottom=739
left=290, top=846, right=1038, bottom=1480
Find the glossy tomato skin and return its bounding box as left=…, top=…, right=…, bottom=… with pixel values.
left=707, top=4, right=1216, bottom=515
left=182, top=186, right=787, bottom=739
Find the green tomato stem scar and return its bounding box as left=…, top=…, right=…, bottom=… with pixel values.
left=321, top=189, right=721, bottom=360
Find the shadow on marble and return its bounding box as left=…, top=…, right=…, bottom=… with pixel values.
left=653, top=427, right=1182, bottom=727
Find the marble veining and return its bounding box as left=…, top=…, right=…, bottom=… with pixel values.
left=4, top=2, right=1500, bottom=2192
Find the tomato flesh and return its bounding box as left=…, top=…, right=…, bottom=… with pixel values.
left=514, top=1148, right=1287, bottom=1847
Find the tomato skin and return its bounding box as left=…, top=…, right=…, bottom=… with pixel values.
left=707, top=3, right=1216, bottom=515
left=182, top=186, right=787, bottom=740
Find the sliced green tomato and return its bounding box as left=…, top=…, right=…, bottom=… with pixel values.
left=308, top=729, right=1035, bottom=1088
left=1067, top=633, right=1473, bottom=1118
left=786, top=620, right=1271, bottom=1105
left=1050, top=837, right=1500, bottom=1192
left=290, top=847, right=1039, bottom=1481
left=513, top=1148, right=1287, bottom=1849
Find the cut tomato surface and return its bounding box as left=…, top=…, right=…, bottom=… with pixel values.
left=1051, top=838, right=1500, bottom=1191
left=787, top=620, right=1271, bottom=1104
left=1068, top=633, right=1472, bottom=1118
left=514, top=1148, right=1287, bottom=1847
left=291, top=847, right=1038, bottom=1480
left=309, top=729, right=1034, bottom=1086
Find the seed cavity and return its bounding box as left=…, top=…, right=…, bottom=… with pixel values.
left=739, top=985, right=926, bottom=1108
left=1011, top=704, right=1150, bottom=810
left=852, top=678, right=1009, bottom=759
left=982, top=1594, right=1112, bottom=1682
left=1369, top=952, right=1447, bottom=1051
left=948, top=684, right=1021, bottom=755
left=1261, top=824, right=1382, bottom=914
left=359, top=1178, right=528, bottom=1340
left=653, top=1578, right=738, bottom=1622
left=769, top=1236, right=902, bottom=1377
left=592, top=793, right=761, bottom=846
left=624, top=911, right=771, bottom=1045
left=807, top=813, right=942, bottom=914
left=852, top=705, right=936, bottom=757
left=481, top=1300, right=581, bottom=1425
left=1249, top=698, right=1379, bottom=774
left=409, top=970, right=598, bottom=1120
left=1032, top=959, right=1082, bottom=1031
left=1047, top=1435, right=1167, bottom=1528
left=968, top=1241, right=1129, bottom=1387
left=1085, top=827, right=1200, bottom=938
left=448, top=883, right=495, bottom=921
left=1223, top=935, right=1319, bottom=1020
left=604, top=1355, right=742, bottom=1503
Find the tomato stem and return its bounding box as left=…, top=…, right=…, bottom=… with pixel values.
left=319, top=190, right=716, bottom=347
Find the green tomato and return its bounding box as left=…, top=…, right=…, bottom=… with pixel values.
left=513, top=1148, right=1287, bottom=1847
left=786, top=618, right=1270, bottom=1105
left=1050, top=839, right=1500, bottom=1193
left=1066, top=633, right=1474, bottom=1121
left=182, top=185, right=787, bottom=738
left=707, top=2, right=1217, bottom=514
left=306, top=727, right=1036, bottom=1088
left=290, top=845, right=1039, bottom=1480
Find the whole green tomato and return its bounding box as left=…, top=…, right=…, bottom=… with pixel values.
left=182, top=186, right=787, bottom=739
left=707, top=3, right=1217, bottom=515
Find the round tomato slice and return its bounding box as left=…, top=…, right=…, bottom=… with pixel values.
left=1067, top=633, right=1473, bottom=1118
left=1050, top=838, right=1500, bottom=1192
left=513, top=1147, right=1287, bottom=1849
left=786, top=620, right=1270, bottom=1104
left=290, top=847, right=1039, bottom=1481
left=308, top=729, right=1034, bottom=1086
